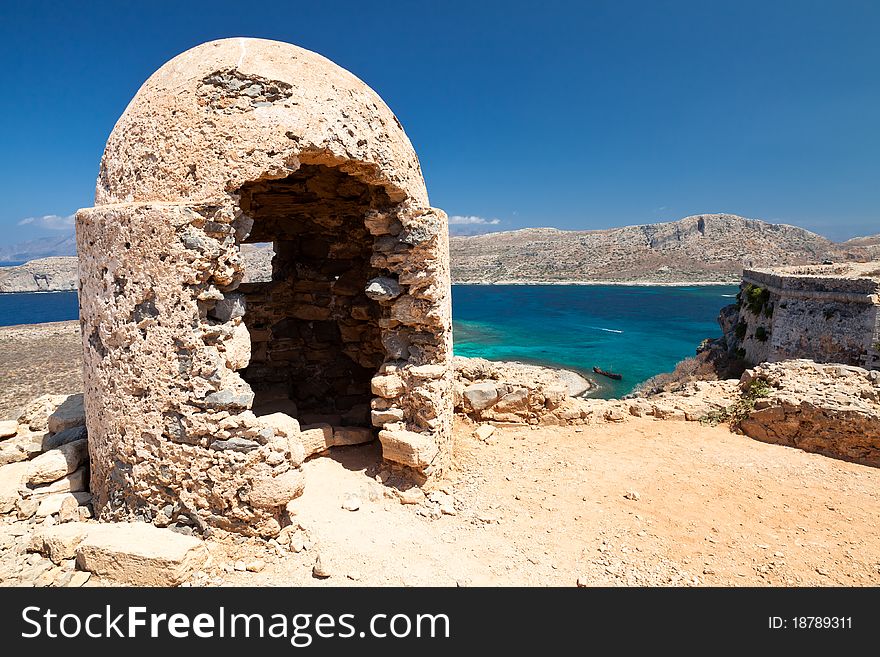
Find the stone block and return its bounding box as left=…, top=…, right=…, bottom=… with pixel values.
left=463, top=383, right=499, bottom=411
left=249, top=469, right=305, bottom=509
left=365, top=277, right=402, bottom=301
left=28, top=466, right=87, bottom=496
left=75, top=522, right=210, bottom=586
left=18, top=394, right=68, bottom=432
left=41, top=425, right=88, bottom=451
left=0, top=420, right=17, bottom=439
left=29, top=522, right=91, bottom=564
left=371, top=374, right=405, bottom=398
left=371, top=408, right=405, bottom=426
left=209, top=292, right=246, bottom=321
left=330, top=426, right=374, bottom=446
left=410, top=364, right=447, bottom=379
left=300, top=424, right=333, bottom=457
left=258, top=412, right=301, bottom=438
left=27, top=439, right=88, bottom=485
left=474, top=424, right=496, bottom=441
left=378, top=429, right=438, bottom=468
left=36, top=492, right=92, bottom=517
left=0, top=461, right=29, bottom=514
left=47, top=393, right=86, bottom=434
left=0, top=432, right=43, bottom=466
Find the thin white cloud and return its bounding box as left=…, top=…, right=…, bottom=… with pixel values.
left=448, top=215, right=501, bottom=226
left=17, top=214, right=75, bottom=231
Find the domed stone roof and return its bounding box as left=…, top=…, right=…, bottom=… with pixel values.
left=96, top=37, right=428, bottom=207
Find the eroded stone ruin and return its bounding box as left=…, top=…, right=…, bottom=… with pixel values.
left=75, top=38, right=453, bottom=537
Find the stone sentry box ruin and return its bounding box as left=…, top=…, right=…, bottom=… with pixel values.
left=75, top=38, right=453, bottom=537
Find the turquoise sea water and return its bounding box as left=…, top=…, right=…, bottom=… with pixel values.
left=0, top=291, right=79, bottom=327
left=0, top=285, right=738, bottom=398
left=452, top=284, right=738, bottom=397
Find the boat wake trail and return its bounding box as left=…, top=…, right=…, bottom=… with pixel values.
left=590, top=326, right=624, bottom=334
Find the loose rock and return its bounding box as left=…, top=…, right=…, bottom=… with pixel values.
left=0, top=420, right=17, bottom=439
left=27, top=439, right=89, bottom=486
left=47, top=394, right=86, bottom=434
left=342, top=494, right=361, bottom=512
left=313, top=554, right=331, bottom=578
left=474, top=424, right=496, bottom=441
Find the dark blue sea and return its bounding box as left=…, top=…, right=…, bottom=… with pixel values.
left=0, top=291, right=80, bottom=327
left=452, top=284, right=738, bottom=397
left=0, top=285, right=737, bottom=397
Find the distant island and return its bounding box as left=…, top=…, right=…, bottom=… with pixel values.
left=0, top=243, right=273, bottom=293
left=450, top=214, right=880, bottom=284
left=2, top=213, right=878, bottom=292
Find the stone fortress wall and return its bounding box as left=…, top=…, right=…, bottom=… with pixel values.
left=722, top=262, right=880, bottom=371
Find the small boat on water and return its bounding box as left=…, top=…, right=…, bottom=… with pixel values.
left=592, top=366, right=623, bottom=381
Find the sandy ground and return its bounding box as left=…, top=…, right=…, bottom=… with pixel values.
left=0, top=321, right=82, bottom=419
left=3, top=320, right=878, bottom=587
left=201, top=417, right=880, bottom=587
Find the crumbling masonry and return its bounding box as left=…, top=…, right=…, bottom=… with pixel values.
left=75, top=38, right=453, bottom=537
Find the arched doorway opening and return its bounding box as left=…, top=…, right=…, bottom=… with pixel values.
left=236, top=164, right=392, bottom=431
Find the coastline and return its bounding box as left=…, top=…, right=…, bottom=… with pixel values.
left=452, top=279, right=740, bottom=287
left=0, top=279, right=743, bottom=295
left=0, top=289, right=78, bottom=295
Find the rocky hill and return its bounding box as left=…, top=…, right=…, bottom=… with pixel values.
left=0, top=258, right=79, bottom=293
left=0, top=245, right=274, bottom=293
left=450, top=214, right=860, bottom=283
left=2, top=214, right=876, bottom=291
left=842, top=234, right=880, bottom=260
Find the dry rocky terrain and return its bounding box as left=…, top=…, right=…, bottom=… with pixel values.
left=0, top=244, right=273, bottom=293
left=450, top=214, right=878, bottom=283
left=0, top=322, right=83, bottom=418
left=0, top=257, right=78, bottom=293
left=1, top=321, right=879, bottom=587
left=4, top=217, right=879, bottom=292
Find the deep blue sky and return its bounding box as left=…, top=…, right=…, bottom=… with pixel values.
left=1, top=0, right=878, bottom=243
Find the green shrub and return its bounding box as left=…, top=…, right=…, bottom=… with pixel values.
left=755, top=326, right=769, bottom=342
left=742, top=284, right=771, bottom=316
left=700, top=379, right=773, bottom=427
left=734, top=321, right=748, bottom=340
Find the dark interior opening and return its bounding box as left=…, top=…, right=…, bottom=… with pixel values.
left=237, top=164, right=391, bottom=427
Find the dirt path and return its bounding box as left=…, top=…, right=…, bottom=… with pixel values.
left=204, top=417, right=880, bottom=587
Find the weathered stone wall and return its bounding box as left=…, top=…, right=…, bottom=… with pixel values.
left=723, top=265, right=880, bottom=370
left=77, top=203, right=307, bottom=537
left=75, top=38, right=454, bottom=537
